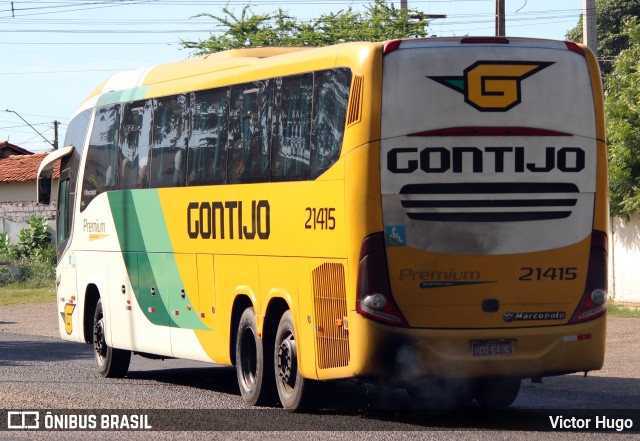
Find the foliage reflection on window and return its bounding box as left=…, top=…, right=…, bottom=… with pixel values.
left=271, top=74, right=312, bottom=181
left=81, top=68, right=352, bottom=210
left=188, top=89, right=229, bottom=186
left=310, top=68, right=351, bottom=180
left=81, top=104, right=120, bottom=210
left=150, top=94, right=188, bottom=188
left=228, top=80, right=273, bottom=184
left=119, top=100, right=152, bottom=190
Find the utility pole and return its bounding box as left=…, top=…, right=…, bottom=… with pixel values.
left=53, top=120, right=59, bottom=150
left=3, top=109, right=56, bottom=150
left=583, top=0, right=598, bottom=56
left=495, top=0, right=505, bottom=36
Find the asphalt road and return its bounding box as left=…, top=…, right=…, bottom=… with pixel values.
left=1, top=302, right=640, bottom=440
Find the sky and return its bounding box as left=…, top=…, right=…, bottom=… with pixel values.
left=0, top=0, right=586, bottom=153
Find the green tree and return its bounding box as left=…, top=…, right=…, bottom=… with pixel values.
left=181, top=0, right=431, bottom=54
left=566, top=0, right=640, bottom=75
left=605, top=17, right=640, bottom=218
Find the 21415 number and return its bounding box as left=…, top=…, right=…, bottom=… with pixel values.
left=305, top=207, right=336, bottom=230
left=519, top=267, right=578, bottom=281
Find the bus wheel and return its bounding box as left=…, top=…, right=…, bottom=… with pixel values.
left=274, top=310, right=311, bottom=411
left=93, top=299, right=131, bottom=378
left=474, top=377, right=521, bottom=408
left=235, top=307, right=274, bottom=406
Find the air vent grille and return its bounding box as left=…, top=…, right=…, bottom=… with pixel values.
left=400, top=182, right=579, bottom=222
left=312, top=263, right=350, bottom=369
left=347, top=75, right=364, bottom=126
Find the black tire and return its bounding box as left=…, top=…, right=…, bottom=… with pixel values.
left=93, top=299, right=131, bottom=378
left=474, top=377, right=521, bottom=409
left=235, top=307, right=276, bottom=406
left=274, top=310, right=313, bottom=411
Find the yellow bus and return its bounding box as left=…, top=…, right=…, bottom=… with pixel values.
left=37, top=37, right=608, bottom=410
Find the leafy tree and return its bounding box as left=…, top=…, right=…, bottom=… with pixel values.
left=181, top=0, right=431, bottom=54
left=605, top=17, right=640, bottom=219
left=566, top=0, right=640, bottom=75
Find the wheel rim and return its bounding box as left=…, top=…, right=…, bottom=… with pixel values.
left=93, top=316, right=107, bottom=363
left=276, top=329, right=297, bottom=391
left=240, top=327, right=257, bottom=388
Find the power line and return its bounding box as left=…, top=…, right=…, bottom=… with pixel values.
left=0, top=122, right=51, bottom=130
left=0, top=28, right=216, bottom=32
left=0, top=41, right=179, bottom=44
left=0, top=66, right=139, bottom=74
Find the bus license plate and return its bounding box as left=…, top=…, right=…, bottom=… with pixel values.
left=472, top=340, right=514, bottom=357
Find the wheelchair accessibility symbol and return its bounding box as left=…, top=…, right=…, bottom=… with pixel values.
left=385, top=225, right=406, bottom=247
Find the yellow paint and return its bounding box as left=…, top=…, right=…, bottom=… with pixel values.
left=89, top=234, right=110, bottom=241
left=63, top=303, right=76, bottom=335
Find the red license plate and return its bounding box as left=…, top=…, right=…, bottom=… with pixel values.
left=471, top=339, right=514, bottom=357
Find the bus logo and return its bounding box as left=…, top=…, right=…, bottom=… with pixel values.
left=504, top=311, right=566, bottom=322
left=429, top=61, right=554, bottom=111
left=61, top=303, right=76, bottom=335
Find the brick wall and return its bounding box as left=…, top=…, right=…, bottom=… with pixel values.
left=0, top=200, right=57, bottom=223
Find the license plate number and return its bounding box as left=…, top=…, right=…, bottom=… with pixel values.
left=472, top=340, right=514, bottom=357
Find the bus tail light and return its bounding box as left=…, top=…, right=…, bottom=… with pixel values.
left=356, top=233, right=408, bottom=326
left=461, top=37, right=509, bottom=44
left=383, top=39, right=402, bottom=55
left=570, top=230, right=608, bottom=324
left=565, top=41, right=586, bottom=56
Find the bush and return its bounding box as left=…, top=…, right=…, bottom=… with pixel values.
left=20, top=245, right=56, bottom=287
left=16, top=215, right=51, bottom=259
left=0, top=216, right=56, bottom=287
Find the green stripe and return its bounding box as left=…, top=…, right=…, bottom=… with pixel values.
left=108, top=190, right=208, bottom=331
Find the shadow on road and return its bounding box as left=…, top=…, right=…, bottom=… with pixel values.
left=128, top=364, right=240, bottom=396
left=0, top=338, right=93, bottom=365
left=119, top=359, right=640, bottom=431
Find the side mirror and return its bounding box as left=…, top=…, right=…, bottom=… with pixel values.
left=36, top=146, right=75, bottom=205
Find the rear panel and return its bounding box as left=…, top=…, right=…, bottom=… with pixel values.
left=380, top=39, right=600, bottom=329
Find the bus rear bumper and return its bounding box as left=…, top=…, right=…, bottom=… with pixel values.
left=346, top=314, right=606, bottom=384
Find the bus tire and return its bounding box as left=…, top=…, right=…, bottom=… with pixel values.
left=235, top=307, right=275, bottom=406
left=474, top=377, right=521, bottom=409
left=93, top=299, right=131, bottom=378
left=274, top=310, right=313, bottom=411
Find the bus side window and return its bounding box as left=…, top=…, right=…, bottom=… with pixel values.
left=119, top=100, right=152, bottom=190
left=227, top=80, right=273, bottom=184
left=310, top=68, right=351, bottom=180
left=150, top=94, right=188, bottom=188
left=187, top=88, right=229, bottom=186
left=57, top=178, right=70, bottom=245
left=271, top=74, right=312, bottom=182
left=81, top=104, right=121, bottom=211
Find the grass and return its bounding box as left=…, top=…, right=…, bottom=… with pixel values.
left=607, top=302, right=640, bottom=318
left=0, top=283, right=56, bottom=305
